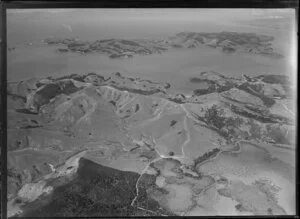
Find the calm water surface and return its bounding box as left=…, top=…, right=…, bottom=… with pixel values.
left=8, top=43, right=291, bottom=93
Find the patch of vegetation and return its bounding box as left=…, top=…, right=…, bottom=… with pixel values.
left=268, top=208, right=273, bottom=215
left=109, top=100, right=116, bottom=107
left=204, top=105, right=226, bottom=129
left=226, top=116, right=244, bottom=128
left=231, top=104, right=276, bottom=123
left=67, top=41, right=87, bottom=48
left=222, top=47, right=236, bottom=53
left=235, top=203, right=248, bottom=212
left=189, top=77, right=203, bottom=83
left=15, top=109, right=38, bottom=115
left=19, top=124, right=43, bottom=129
left=217, top=176, right=229, bottom=184
left=171, top=44, right=183, bottom=48
left=217, top=188, right=231, bottom=197
left=57, top=48, right=69, bottom=53
left=167, top=96, right=185, bottom=104
left=194, top=148, right=220, bottom=166
left=170, top=120, right=177, bottom=127
left=168, top=151, right=174, bottom=156
left=193, top=88, right=214, bottom=96
left=134, top=104, right=140, bottom=112
left=222, top=116, right=246, bottom=141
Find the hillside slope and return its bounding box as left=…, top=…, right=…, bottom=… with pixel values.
left=7, top=71, right=295, bottom=217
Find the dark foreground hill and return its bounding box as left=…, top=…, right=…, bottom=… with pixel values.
left=21, top=157, right=170, bottom=217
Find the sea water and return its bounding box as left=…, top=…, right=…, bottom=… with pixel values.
left=7, top=9, right=294, bottom=94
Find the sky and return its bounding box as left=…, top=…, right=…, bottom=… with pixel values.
left=6, top=8, right=296, bottom=54
left=7, top=8, right=295, bottom=21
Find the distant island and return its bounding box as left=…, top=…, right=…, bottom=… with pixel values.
left=43, top=31, right=283, bottom=59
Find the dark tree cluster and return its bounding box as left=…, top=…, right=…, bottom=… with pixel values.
left=170, top=120, right=177, bottom=127
left=21, top=158, right=141, bottom=217
left=194, top=148, right=221, bottom=166
left=204, top=105, right=226, bottom=129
